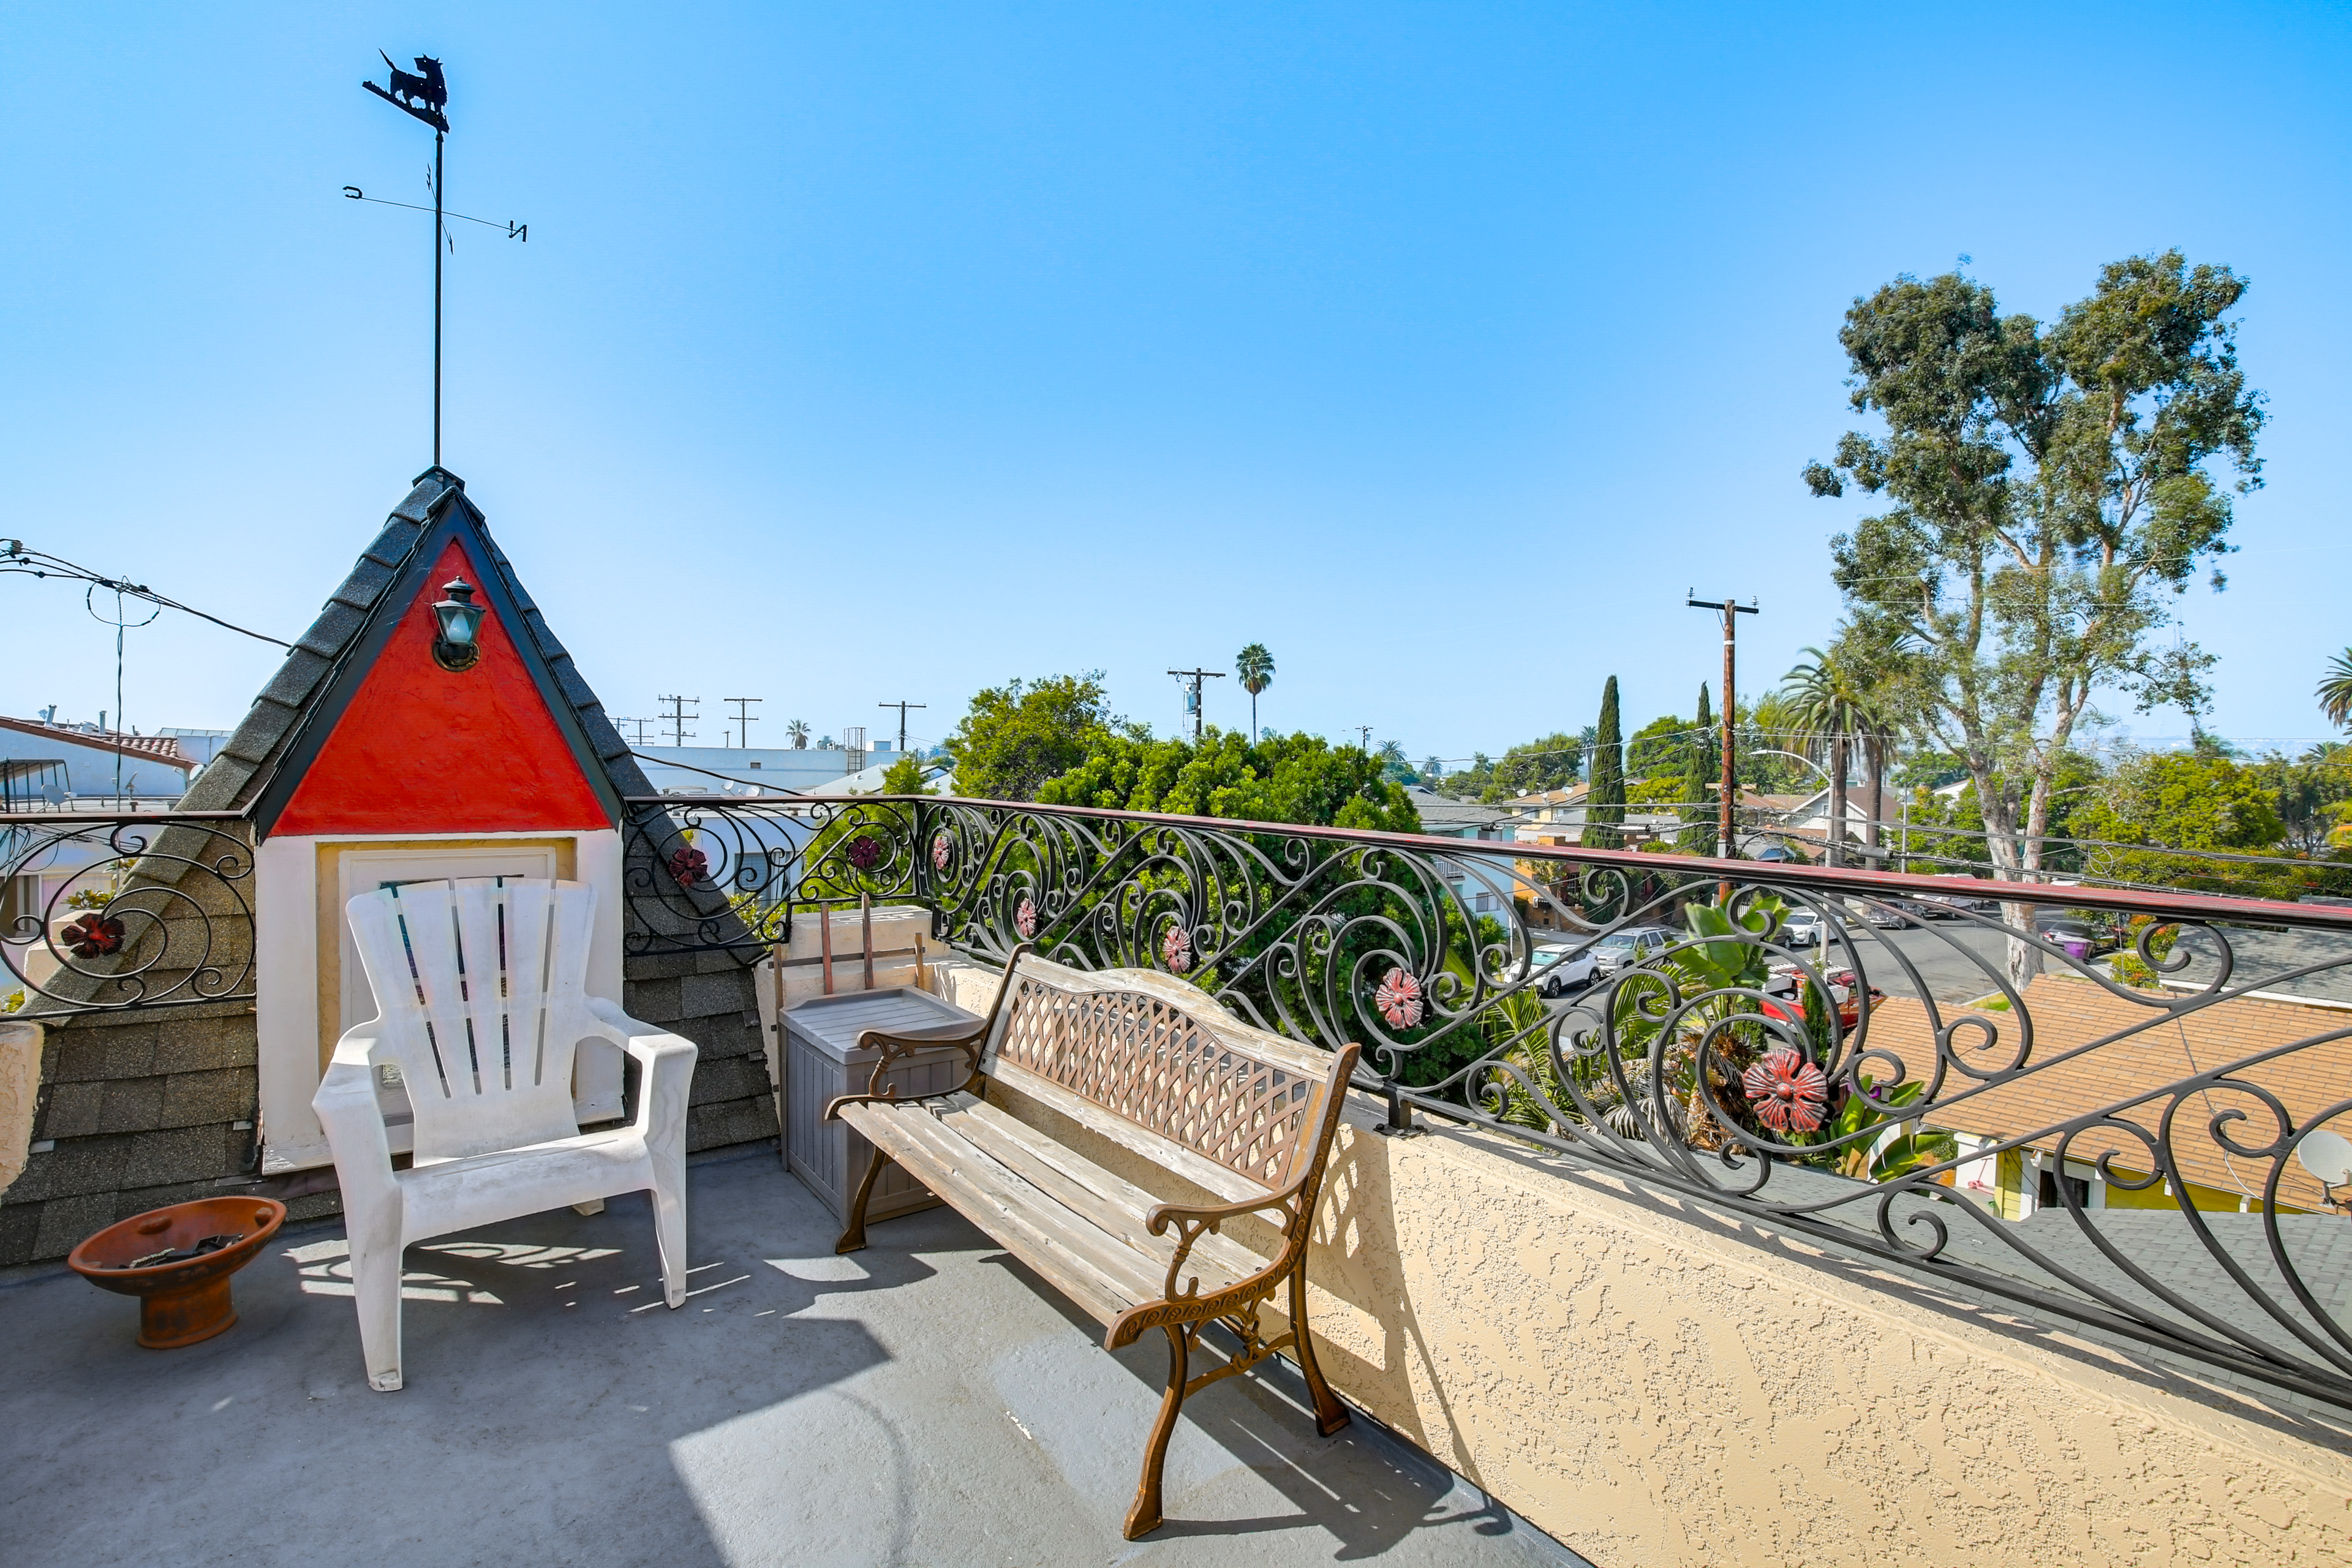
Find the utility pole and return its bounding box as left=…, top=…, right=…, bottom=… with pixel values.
left=611, top=717, right=652, bottom=746
left=723, top=696, right=761, bottom=750
left=1355, top=726, right=1374, bottom=751
left=1167, top=668, right=1226, bottom=742
left=877, top=699, right=927, bottom=754
left=1686, top=591, right=1758, bottom=860
left=657, top=694, right=699, bottom=748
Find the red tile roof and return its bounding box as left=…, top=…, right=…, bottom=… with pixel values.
left=1867, top=974, right=2352, bottom=1210
left=0, top=715, right=193, bottom=769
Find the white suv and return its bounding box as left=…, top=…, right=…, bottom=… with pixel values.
left=1529, top=943, right=1599, bottom=997
left=1591, top=925, right=1677, bottom=976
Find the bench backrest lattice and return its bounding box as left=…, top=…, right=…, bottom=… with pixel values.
left=982, top=959, right=1334, bottom=1192
left=345, top=876, right=598, bottom=1163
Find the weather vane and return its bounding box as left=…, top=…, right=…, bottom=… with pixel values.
left=351, top=52, right=526, bottom=472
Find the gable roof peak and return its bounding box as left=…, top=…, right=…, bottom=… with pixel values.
left=177, top=470, right=649, bottom=827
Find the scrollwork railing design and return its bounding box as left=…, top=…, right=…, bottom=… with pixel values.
left=628, top=791, right=2352, bottom=1409
left=0, top=812, right=256, bottom=1013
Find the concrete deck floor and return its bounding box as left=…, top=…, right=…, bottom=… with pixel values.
left=1, top=1147, right=1586, bottom=1568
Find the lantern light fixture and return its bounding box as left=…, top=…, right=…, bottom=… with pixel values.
left=431, top=576, right=485, bottom=671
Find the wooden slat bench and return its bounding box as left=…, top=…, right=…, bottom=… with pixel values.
left=824, top=944, right=1362, bottom=1539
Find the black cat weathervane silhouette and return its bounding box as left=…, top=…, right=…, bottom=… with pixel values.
left=364, top=51, right=449, bottom=133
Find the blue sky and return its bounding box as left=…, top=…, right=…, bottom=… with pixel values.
left=4, top=4, right=2346, bottom=762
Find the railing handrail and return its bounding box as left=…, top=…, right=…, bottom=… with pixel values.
left=620, top=791, right=2352, bottom=933
left=0, top=809, right=248, bottom=823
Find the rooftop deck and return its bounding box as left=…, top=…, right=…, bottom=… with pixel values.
left=0, top=1147, right=1582, bottom=1568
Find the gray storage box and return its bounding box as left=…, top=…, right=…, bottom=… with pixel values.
left=782, top=987, right=984, bottom=1224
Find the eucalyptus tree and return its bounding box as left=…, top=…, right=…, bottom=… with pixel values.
left=1235, top=643, right=1275, bottom=736
left=1805, top=253, right=2262, bottom=976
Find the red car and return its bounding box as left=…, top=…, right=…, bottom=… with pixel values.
left=1760, top=965, right=1883, bottom=1031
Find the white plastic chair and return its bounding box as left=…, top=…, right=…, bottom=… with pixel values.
left=312, top=876, right=696, bottom=1391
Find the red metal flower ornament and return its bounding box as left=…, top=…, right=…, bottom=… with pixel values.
left=1161, top=924, right=1193, bottom=974
left=1742, top=1047, right=1829, bottom=1134
left=931, top=833, right=952, bottom=872
left=61, top=913, right=126, bottom=959
left=668, top=846, right=709, bottom=888
left=847, top=835, right=883, bottom=872
left=1014, top=895, right=1039, bottom=940
left=1374, top=967, right=1423, bottom=1030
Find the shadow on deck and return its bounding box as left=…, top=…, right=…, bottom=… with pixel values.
left=0, top=1147, right=1585, bottom=1568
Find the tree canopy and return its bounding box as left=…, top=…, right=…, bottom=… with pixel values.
left=1624, top=714, right=1691, bottom=780
left=941, top=673, right=1127, bottom=801
left=1806, top=252, right=2262, bottom=968
left=1034, top=728, right=1420, bottom=832
left=2073, top=751, right=2286, bottom=895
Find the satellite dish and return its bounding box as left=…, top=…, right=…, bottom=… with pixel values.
left=2298, top=1129, right=2352, bottom=1188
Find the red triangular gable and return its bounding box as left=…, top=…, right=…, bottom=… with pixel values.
left=273, top=540, right=611, bottom=836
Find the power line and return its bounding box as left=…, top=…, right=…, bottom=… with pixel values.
left=722, top=696, right=761, bottom=750
left=878, top=700, right=927, bottom=753
left=1167, top=668, right=1226, bottom=743
left=0, top=541, right=293, bottom=648
left=657, top=695, right=698, bottom=748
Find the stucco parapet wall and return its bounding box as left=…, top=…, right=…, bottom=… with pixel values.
left=932, top=963, right=2352, bottom=1566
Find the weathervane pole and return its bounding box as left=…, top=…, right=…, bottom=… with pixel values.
left=362, top=51, right=453, bottom=469
left=433, top=124, right=443, bottom=468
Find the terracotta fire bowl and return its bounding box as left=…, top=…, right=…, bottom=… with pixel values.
left=68, top=1197, right=287, bottom=1349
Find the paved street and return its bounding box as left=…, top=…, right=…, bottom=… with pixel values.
left=1830, top=918, right=2352, bottom=1007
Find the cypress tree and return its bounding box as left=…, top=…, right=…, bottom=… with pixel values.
left=1678, top=684, right=1719, bottom=854
left=1587, top=676, right=1626, bottom=849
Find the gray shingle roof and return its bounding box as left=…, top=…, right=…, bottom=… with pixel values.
left=179, top=469, right=651, bottom=824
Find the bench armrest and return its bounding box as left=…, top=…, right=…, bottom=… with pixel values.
left=822, top=1022, right=989, bottom=1117
left=1143, top=1178, right=1314, bottom=1305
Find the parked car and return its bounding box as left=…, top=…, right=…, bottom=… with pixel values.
left=1761, top=965, right=1886, bottom=1031
left=1848, top=899, right=1913, bottom=930
left=2034, top=914, right=2121, bottom=957
left=1913, top=880, right=1998, bottom=918
left=1779, top=910, right=1826, bottom=948
left=1529, top=942, right=1599, bottom=997
left=1591, top=925, right=1678, bottom=976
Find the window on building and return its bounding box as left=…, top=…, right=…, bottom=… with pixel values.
left=748, top=761, right=761, bottom=769
left=2038, top=1169, right=2090, bottom=1210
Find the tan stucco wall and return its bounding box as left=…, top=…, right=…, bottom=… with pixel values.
left=0, top=1020, right=40, bottom=1195
left=940, top=964, right=2352, bottom=1567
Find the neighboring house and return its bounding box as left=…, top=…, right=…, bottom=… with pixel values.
left=1498, top=783, right=1734, bottom=850
left=1768, top=788, right=1882, bottom=859
left=632, top=741, right=902, bottom=796
left=0, top=717, right=201, bottom=939
left=1404, top=786, right=1512, bottom=842
left=1400, top=788, right=1521, bottom=919
left=0, top=715, right=195, bottom=804
left=1871, top=974, right=2352, bottom=1218
left=157, top=727, right=233, bottom=767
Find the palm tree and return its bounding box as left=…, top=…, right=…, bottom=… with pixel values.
left=2321, top=649, right=2352, bottom=729
left=1236, top=644, right=1275, bottom=736
left=1420, top=755, right=1445, bottom=783
left=785, top=719, right=810, bottom=748
left=1780, top=647, right=1880, bottom=867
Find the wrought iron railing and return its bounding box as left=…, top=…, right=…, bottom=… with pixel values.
left=626, top=791, right=2352, bottom=1410
left=0, top=810, right=256, bottom=1014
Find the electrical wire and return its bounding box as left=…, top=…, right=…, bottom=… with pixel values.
left=1, top=543, right=294, bottom=649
